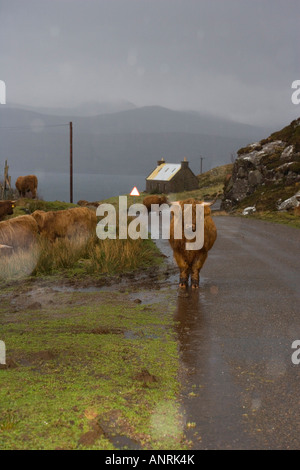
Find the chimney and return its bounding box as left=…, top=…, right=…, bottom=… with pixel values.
left=181, top=157, right=189, bottom=169
left=157, top=157, right=165, bottom=166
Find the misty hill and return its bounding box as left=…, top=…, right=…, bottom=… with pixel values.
left=5, top=100, right=137, bottom=117
left=0, top=105, right=271, bottom=177
left=72, top=106, right=270, bottom=139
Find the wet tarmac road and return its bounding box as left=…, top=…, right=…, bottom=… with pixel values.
left=156, top=216, right=300, bottom=449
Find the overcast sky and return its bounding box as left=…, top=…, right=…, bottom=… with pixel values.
left=1, top=0, right=299, bottom=126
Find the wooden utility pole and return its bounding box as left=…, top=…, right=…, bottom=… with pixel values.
left=2, top=160, right=11, bottom=199
left=70, top=122, right=73, bottom=203
left=200, top=156, right=205, bottom=175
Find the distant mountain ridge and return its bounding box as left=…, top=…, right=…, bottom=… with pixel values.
left=4, top=100, right=137, bottom=117
left=0, top=104, right=272, bottom=177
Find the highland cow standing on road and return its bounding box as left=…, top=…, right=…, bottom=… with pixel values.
left=15, top=175, right=38, bottom=199
left=169, top=198, right=217, bottom=288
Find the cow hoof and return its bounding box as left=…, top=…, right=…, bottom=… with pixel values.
left=179, top=278, right=188, bottom=288
left=191, top=281, right=199, bottom=289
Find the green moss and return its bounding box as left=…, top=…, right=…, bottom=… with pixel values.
left=237, top=144, right=262, bottom=156
left=260, top=152, right=282, bottom=170
left=197, top=164, right=233, bottom=187
left=236, top=182, right=300, bottom=212
left=268, top=118, right=300, bottom=151
left=0, top=291, right=184, bottom=450
left=6, top=199, right=78, bottom=219
left=237, top=119, right=300, bottom=157
left=260, top=137, right=271, bottom=145
left=26, top=200, right=78, bottom=213
left=289, top=162, right=300, bottom=173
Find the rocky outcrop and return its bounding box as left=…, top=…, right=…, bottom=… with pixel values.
left=222, top=118, right=300, bottom=211
left=277, top=190, right=300, bottom=211
left=242, top=206, right=256, bottom=216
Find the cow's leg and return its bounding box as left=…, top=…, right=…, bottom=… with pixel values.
left=191, top=252, right=208, bottom=288
left=173, top=251, right=190, bottom=288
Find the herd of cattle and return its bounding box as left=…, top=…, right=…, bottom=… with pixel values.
left=0, top=174, right=218, bottom=288
left=0, top=207, right=97, bottom=247
left=0, top=173, right=98, bottom=263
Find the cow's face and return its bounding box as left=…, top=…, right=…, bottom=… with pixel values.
left=32, top=210, right=44, bottom=226
left=170, top=200, right=207, bottom=249
left=159, top=196, right=168, bottom=205
left=171, top=200, right=198, bottom=231
left=7, top=201, right=15, bottom=215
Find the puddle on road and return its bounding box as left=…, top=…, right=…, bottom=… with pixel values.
left=129, top=289, right=172, bottom=305
left=174, top=290, right=258, bottom=450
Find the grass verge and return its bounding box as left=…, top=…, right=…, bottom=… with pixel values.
left=241, top=210, right=300, bottom=229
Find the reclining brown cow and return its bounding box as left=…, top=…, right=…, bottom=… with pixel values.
left=0, top=215, right=39, bottom=250
left=31, top=207, right=97, bottom=243
left=169, top=198, right=217, bottom=288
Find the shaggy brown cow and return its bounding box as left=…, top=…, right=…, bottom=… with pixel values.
left=15, top=175, right=38, bottom=199
left=0, top=215, right=39, bottom=250
left=143, top=195, right=168, bottom=212
left=0, top=200, right=15, bottom=221
left=169, top=198, right=217, bottom=288
left=31, top=207, right=97, bottom=242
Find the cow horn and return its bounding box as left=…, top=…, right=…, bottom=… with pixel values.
left=204, top=191, right=222, bottom=206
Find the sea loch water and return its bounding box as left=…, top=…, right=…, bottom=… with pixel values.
left=8, top=171, right=146, bottom=202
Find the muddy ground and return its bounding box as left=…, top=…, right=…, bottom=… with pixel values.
left=0, top=252, right=187, bottom=450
